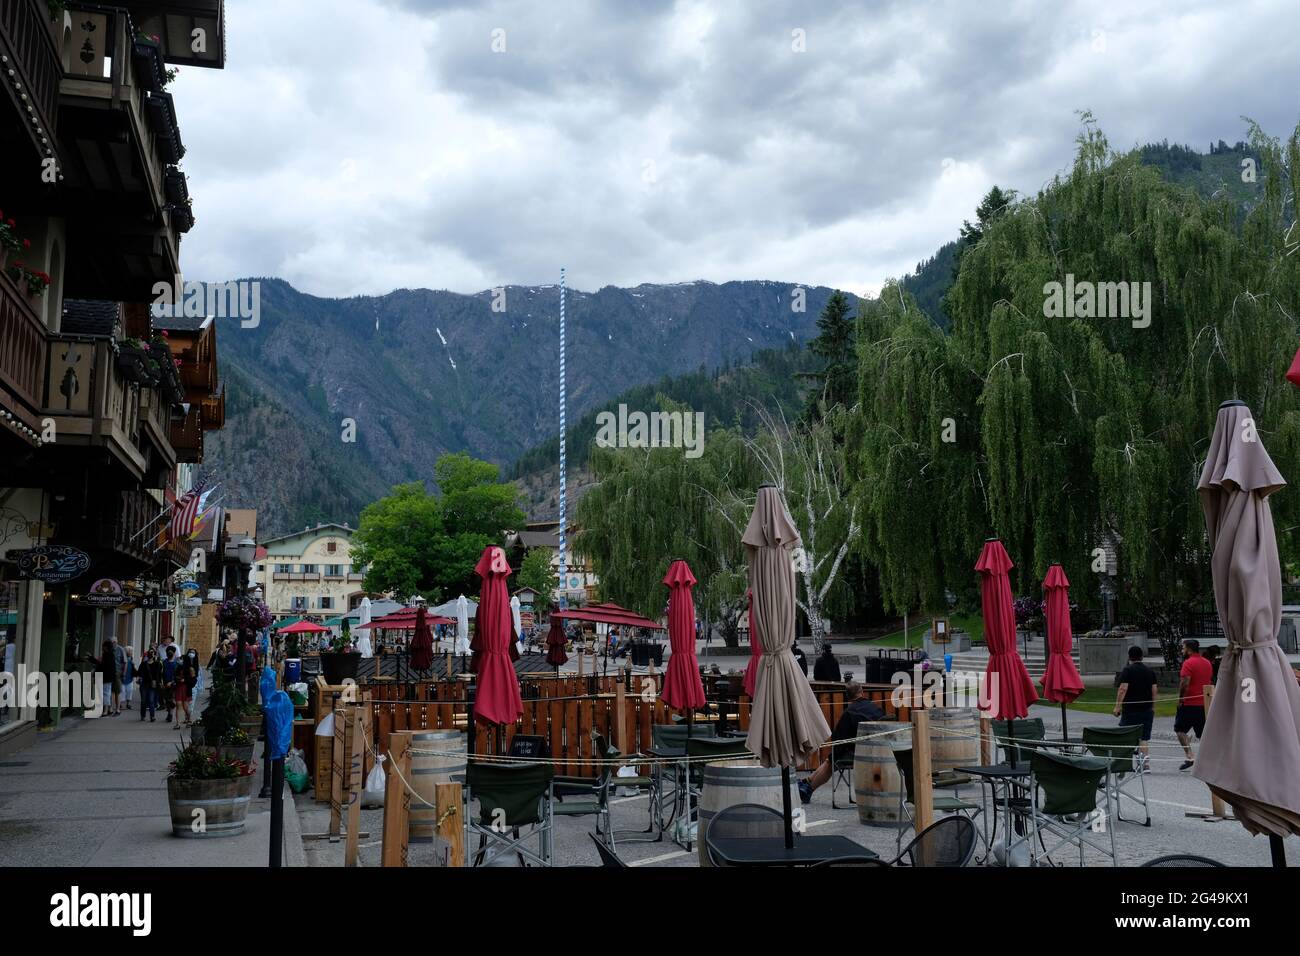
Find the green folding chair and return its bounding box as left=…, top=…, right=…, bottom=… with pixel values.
left=465, top=760, right=555, bottom=867
left=1026, top=749, right=1116, bottom=866
left=994, top=717, right=1045, bottom=765
left=553, top=733, right=621, bottom=848
left=1082, top=725, right=1150, bottom=827
left=893, top=746, right=984, bottom=855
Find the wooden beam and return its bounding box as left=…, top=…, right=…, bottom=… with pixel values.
left=911, top=710, right=935, bottom=846
left=435, top=783, right=464, bottom=867
left=381, top=733, right=410, bottom=867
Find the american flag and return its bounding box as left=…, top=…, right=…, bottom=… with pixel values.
left=169, top=477, right=207, bottom=541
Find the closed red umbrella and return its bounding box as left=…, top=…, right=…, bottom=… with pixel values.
left=409, top=606, right=434, bottom=672
left=473, top=545, right=522, bottom=729
left=977, top=538, right=1038, bottom=746
left=743, top=590, right=762, bottom=697
left=1040, top=563, right=1085, bottom=738
left=662, top=559, right=706, bottom=712
left=544, top=619, right=568, bottom=670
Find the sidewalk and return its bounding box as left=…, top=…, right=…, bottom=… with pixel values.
left=0, top=683, right=302, bottom=867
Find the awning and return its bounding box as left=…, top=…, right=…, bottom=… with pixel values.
left=550, top=602, right=664, bottom=630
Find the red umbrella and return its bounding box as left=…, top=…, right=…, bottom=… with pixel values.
left=1287, top=347, right=1300, bottom=388
left=743, top=589, right=762, bottom=697
left=278, top=620, right=330, bottom=634
left=976, top=539, right=1038, bottom=743
left=473, top=545, right=522, bottom=728
left=409, top=605, right=434, bottom=672
left=1040, top=563, right=1085, bottom=738
left=662, top=559, right=706, bottom=711
left=544, top=619, right=568, bottom=668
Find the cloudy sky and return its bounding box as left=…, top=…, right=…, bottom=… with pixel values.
left=173, top=0, right=1299, bottom=298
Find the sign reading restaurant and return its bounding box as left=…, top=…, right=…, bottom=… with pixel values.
left=7, top=546, right=91, bottom=583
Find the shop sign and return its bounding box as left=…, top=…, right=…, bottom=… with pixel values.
left=82, top=579, right=126, bottom=608
left=6, top=546, right=91, bottom=583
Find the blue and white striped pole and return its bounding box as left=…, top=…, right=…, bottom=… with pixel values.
left=558, top=267, right=567, bottom=610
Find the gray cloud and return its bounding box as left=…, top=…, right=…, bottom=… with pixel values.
left=172, top=0, right=1300, bottom=298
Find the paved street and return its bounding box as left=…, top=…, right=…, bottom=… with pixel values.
left=0, top=687, right=301, bottom=868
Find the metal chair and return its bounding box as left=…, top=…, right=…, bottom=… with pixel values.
left=1082, top=725, right=1150, bottom=826
left=589, top=832, right=629, bottom=867
left=1140, top=854, right=1227, bottom=867
left=888, top=815, right=978, bottom=867
left=994, top=717, right=1045, bottom=765
left=830, top=753, right=856, bottom=809
left=465, top=760, right=555, bottom=867
left=1026, top=749, right=1116, bottom=867
left=552, top=733, right=619, bottom=847
left=892, top=746, right=984, bottom=855
left=680, top=736, right=753, bottom=851
left=704, top=802, right=785, bottom=867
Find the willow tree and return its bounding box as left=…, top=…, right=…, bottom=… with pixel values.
left=856, top=116, right=1300, bottom=615
left=575, top=410, right=761, bottom=645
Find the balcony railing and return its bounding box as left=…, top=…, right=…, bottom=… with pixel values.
left=0, top=268, right=48, bottom=442
left=169, top=404, right=203, bottom=463
left=200, top=390, right=224, bottom=429
left=0, top=0, right=61, bottom=165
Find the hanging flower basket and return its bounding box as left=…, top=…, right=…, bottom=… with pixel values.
left=217, top=595, right=273, bottom=633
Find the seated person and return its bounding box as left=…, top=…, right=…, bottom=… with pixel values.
left=798, top=682, right=884, bottom=804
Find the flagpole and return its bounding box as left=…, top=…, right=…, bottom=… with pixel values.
left=558, top=266, right=568, bottom=612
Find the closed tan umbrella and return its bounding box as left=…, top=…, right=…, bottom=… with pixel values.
left=1195, top=400, right=1300, bottom=862
left=744, top=484, right=831, bottom=848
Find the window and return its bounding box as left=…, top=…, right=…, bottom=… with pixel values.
left=326, top=541, right=337, bottom=554
left=325, top=564, right=344, bottom=577
left=291, top=596, right=307, bottom=610
left=275, top=563, right=292, bottom=574
left=319, top=596, right=333, bottom=610
left=301, top=564, right=318, bottom=574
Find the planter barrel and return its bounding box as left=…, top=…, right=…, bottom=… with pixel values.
left=697, top=758, right=797, bottom=866
left=217, top=743, right=255, bottom=766
left=167, top=774, right=254, bottom=838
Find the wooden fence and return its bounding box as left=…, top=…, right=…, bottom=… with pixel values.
left=362, top=676, right=909, bottom=778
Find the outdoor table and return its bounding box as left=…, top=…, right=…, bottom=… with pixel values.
left=955, top=762, right=1033, bottom=863
left=707, top=835, right=879, bottom=867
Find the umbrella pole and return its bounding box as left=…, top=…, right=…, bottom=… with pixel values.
left=1060, top=701, right=1068, bottom=741
left=781, top=765, right=794, bottom=849
left=1270, top=834, right=1286, bottom=867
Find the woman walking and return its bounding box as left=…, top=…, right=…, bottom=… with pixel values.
left=137, top=649, right=161, bottom=722
left=183, top=648, right=201, bottom=711
left=94, top=640, right=119, bottom=716
left=121, top=647, right=136, bottom=711
left=161, top=645, right=179, bottom=725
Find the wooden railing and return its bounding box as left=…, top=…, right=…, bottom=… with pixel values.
left=169, top=404, right=202, bottom=462
left=362, top=677, right=909, bottom=778
left=0, top=268, right=48, bottom=438
left=0, top=0, right=61, bottom=163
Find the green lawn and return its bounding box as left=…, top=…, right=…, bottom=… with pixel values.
left=869, top=613, right=986, bottom=648
left=1046, top=687, right=1178, bottom=718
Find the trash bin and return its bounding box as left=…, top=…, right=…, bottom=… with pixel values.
left=284, top=658, right=302, bottom=684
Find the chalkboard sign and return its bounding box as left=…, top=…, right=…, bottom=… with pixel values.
left=508, top=735, right=549, bottom=759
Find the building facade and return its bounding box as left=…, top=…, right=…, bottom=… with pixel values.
left=507, top=520, right=599, bottom=606
left=254, top=524, right=367, bottom=621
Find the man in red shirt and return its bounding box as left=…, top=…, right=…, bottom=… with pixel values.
left=1176, top=639, right=1214, bottom=771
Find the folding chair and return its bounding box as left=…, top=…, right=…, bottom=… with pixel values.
left=465, top=760, right=555, bottom=867
left=553, top=734, right=619, bottom=848
left=1026, top=750, right=1116, bottom=867
left=892, top=746, right=984, bottom=855
left=888, top=815, right=978, bottom=867
left=1081, top=725, right=1150, bottom=826
left=649, top=723, right=716, bottom=834
left=994, top=718, right=1045, bottom=765
left=589, top=832, right=630, bottom=867
left=830, top=751, right=856, bottom=810
left=703, top=802, right=785, bottom=867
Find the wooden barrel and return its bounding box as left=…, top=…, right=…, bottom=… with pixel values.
left=167, top=775, right=253, bottom=838
left=697, top=758, right=797, bottom=867
left=403, top=730, right=466, bottom=843
left=928, top=707, right=979, bottom=777
left=853, top=721, right=908, bottom=826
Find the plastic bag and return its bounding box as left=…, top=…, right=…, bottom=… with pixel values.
left=286, top=748, right=308, bottom=776
left=285, top=770, right=310, bottom=794
left=315, top=712, right=335, bottom=737
left=363, top=755, right=386, bottom=807
left=615, top=764, right=641, bottom=797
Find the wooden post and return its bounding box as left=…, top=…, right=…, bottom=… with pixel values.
left=329, top=707, right=346, bottom=839
left=615, top=675, right=628, bottom=755
left=381, top=733, right=410, bottom=867
left=911, top=710, right=935, bottom=838
left=435, top=782, right=464, bottom=867
left=979, top=716, right=993, bottom=766
left=344, top=703, right=365, bottom=867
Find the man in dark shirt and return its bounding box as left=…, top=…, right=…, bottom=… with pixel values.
left=813, top=644, right=842, bottom=682
left=798, top=682, right=884, bottom=803
left=1113, top=646, right=1158, bottom=770
left=791, top=641, right=808, bottom=676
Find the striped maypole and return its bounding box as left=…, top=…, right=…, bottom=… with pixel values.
left=558, top=267, right=568, bottom=609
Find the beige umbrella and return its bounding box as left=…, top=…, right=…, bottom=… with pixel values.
left=744, top=484, right=831, bottom=847
left=1195, top=400, right=1300, bottom=862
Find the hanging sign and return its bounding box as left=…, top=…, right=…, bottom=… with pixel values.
left=7, top=546, right=91, bottom=583
left=81, top=578, right=126, bottom=608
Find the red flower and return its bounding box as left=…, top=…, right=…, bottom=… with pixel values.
left=6, top=219, right=15, bottom=228
left=22, top=239, right=30, bottom=249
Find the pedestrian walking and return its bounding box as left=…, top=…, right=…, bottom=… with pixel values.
left=161, top=646, right=179, bottom=724
left=1176, top=639, right=1213, bottom=771
left=94, top=640, right=120, bottom=716
left=138, top=649, right=161, bottom=722
left=1113, top=645, right=1158, bottom=771
left=121, top=647, right=135, bottom=711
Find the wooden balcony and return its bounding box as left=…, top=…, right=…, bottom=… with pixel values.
left=115, top=1, right=227, bottom=69
left=200, top=389, right=224, bottom=429
left=137, top=384, right=177, bottom=483
left=169, top=404, right=203, bottom=463
left=0, top=268, right=48, bottom=444
left=0, top=0, right=61, bottom=167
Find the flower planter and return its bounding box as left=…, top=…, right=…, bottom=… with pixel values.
left=217, top=743, right=256, bottom=765
left=167, top=774, right=254, bottom=838
left=320, top=651, right=360, bottom=685
left=116, top=347, right=157, bottom=386
left=1080, top=635, right=1132, bottom=675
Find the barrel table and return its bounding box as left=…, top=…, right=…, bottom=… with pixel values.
left=852, top=721, right=909, bottom=826
left=395, top=729, right=466, bottom=843
left=927, top=707, right=980, bottom=778
left=697, top=759, right=798, bottom=866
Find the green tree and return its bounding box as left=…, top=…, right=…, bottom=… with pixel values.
left=803, top=290, right=857, bottom=417
left=516, top=547, right=558, bottom=613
